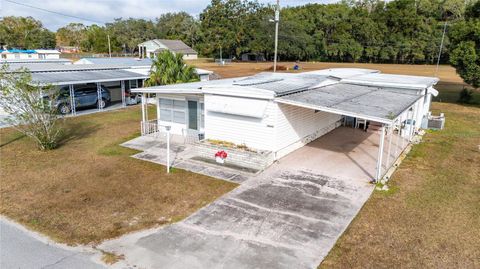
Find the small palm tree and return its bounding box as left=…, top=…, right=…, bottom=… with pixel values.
left=145, top=50, right=199, bottom=86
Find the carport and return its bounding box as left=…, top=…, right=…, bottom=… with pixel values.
left=5, top=63, right=149, bottom=115
left=31, top=70, right=148, bottom=115
left=276, top=83, right=424, bottom=182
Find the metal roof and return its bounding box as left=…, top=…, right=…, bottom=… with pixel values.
left=131, top=77, right=242, bottom=94
left=75, top=57, right=152, bottom=66
left=1, top=59, right=72, bottom=64
left=277, top=83, right=422, bottom=124
left=31, top=69, right=148, bottom=86
left=342, top=73, right=439, bottom=90
left=234, top=72, right=331, bottom=96
left=5, top=63, right=131, bottom=73
left=304, top=68, right=380, bottom=79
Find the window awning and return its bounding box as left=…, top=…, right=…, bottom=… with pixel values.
left=276, top=83, right=423, bottom=124
left=207, top=95, right=268, bottom=118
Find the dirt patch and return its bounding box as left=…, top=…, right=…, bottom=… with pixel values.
left=0, top=106, right=237, bottom=245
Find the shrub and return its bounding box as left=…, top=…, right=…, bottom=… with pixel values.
left=0, top=65, right=63, bottom=150
left=458, top=88, right=474, bottom=104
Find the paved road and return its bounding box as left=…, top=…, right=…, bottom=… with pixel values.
left=0, top=218, right=106, bottom=269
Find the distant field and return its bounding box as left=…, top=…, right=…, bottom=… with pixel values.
left=189, top=60, right=480, bottom=104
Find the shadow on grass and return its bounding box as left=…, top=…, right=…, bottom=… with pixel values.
left=57, top=121, right=101, bottom=147
left=434, top=81, right=480, bottom=106
left=0, top=132, right=26, bottom=148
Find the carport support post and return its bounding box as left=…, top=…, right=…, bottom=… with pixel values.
left=410, top=100, right=420, bottom=141
left=69, top=84, right=76, bottom=115
left=408, top=106, right=415, bottom=142
left=375, top=125, right=386, bottom=182
left=394, top=119, right=400, bottom=158
left=121, top=80, right=126, bottom=107
left=96, top=82, right=102, bottom=111
left=386, top=124, right=393, bottom=167
left=141, top=94, right=146, bottom=135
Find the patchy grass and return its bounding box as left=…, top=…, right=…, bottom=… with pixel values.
left=0, top=106, right=237, bottom=245
left=101, top=251, right=124, bottom=265
left=319, top=102, right=480, bottom=268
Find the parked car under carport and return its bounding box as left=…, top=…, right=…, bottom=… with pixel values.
left=56, top=84, right=111, bottom=114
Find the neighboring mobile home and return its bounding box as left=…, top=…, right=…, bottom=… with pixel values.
left=138, top=39, right=198, bottom=60
left=0, top=49, right=60, bottom=60
left=132, top=68, right=439, bottom=181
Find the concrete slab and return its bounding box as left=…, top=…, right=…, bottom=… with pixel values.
left=279, top=126, right=407, bottom=181
left=102, top=126, right=408, bottom=268
left=123, top=135, right=253, bottom=183
left=100, top=154, right=373, bottom=269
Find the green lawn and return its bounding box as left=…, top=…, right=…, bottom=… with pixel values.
left=319, top=102, right=480, bottom=268
left=0, top=106, right=237, bottom=245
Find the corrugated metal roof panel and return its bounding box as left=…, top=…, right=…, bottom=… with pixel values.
left=233, top=72, right=330, bottom=95
left=1, top=59, right=72, bottom=64
left=77, top=57, right=152, bottom=66
left=5, top=63, right=131, bottom=73
left=30, top=69, right=148, bottom=85
left=342, top=73, right=439, bottom=89
left=277, top=83, right=421, bottom=123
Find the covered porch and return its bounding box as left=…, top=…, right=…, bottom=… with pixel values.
left=278, top=125, right=410, bottom=182
left=277, top=82, right=425, bottom=182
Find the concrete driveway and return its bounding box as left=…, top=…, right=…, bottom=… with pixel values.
left=100, top=127, right=378, bottom=269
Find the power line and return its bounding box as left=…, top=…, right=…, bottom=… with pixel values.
left=3, top=0, right=105, bottom=24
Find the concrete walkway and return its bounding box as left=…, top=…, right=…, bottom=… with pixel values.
left=0, top=218, right=106, bottom=269
left=122, top=136, right=251, bottom=183
left=100, top=129, right=375, bottom=268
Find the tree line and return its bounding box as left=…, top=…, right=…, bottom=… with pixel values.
left=0, top=0, right=477, bottom=65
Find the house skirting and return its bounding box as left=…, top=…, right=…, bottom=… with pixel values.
left=193, top=142, right=274, bottom=172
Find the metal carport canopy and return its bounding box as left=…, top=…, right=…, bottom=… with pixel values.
left=30, top=69, right=148, bottom=86
left=275, top=83, right=423, bottom=125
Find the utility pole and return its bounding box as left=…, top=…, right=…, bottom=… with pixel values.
left=435, top=21, right=447, bottom=76
left=273, top=0, right=280, bottom=72
left=107, top=34, right=112, bottom=58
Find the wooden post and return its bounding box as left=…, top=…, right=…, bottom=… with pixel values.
left=166, top=125, right=171, bottom=173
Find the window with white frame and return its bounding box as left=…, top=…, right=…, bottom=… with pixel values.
left=159, top=98, right=186, bottom=124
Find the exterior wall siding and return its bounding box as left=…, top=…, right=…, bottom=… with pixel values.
left=204, top=95, right=276, bottom=151
left=154, top=94, right=204, bottom=135
left=274, top=103, right=342, bottom=159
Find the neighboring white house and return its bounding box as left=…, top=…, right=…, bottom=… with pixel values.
left=74, top=57, right=213, bottom=81
left=132, top=68, right=439, bottom=181
left=0, top=49, right=60, bottom=60
left=35, top=49, right=61, bottom=59
left=1, top=49, right=38, bottom=60
left=138, top=39, right=198, bottom=60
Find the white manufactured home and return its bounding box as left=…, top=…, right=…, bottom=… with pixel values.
left=0, top=49, right=60, bottom=60
left=138, top=39, right=198, bottom=60
left=132, top=68, right=439, bottom=181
